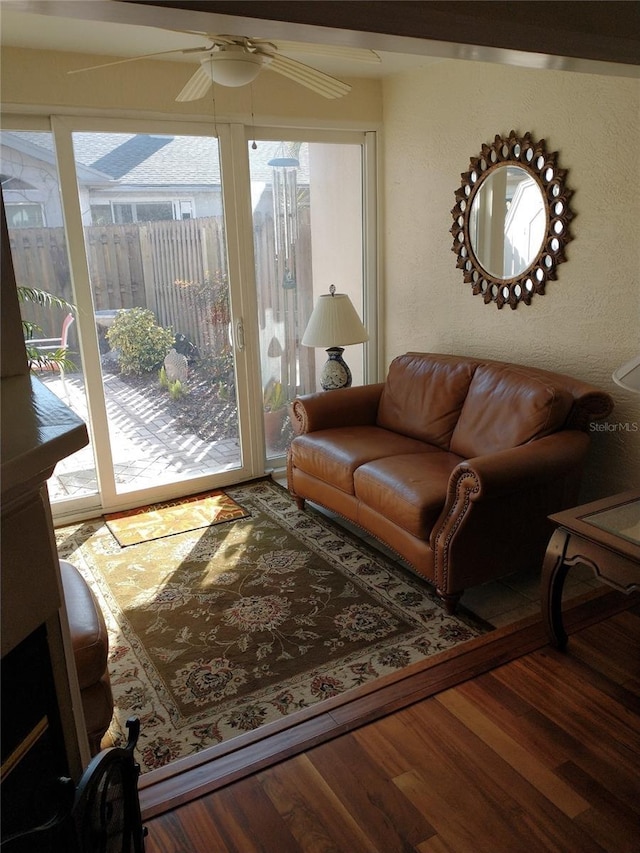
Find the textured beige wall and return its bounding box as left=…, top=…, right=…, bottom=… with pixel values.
left=0, top=46, right=381, bottom=127
left=382, top=61, right=640, bottom=498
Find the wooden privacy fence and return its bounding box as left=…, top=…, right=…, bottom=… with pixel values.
left=11, top=219, right=227, bottom=346
left=11, top=215, right=315, bottom=393
left=13, top=217, right=294, bottom=330
left=139, top=217, right=229, bottom=357
left=85, top=225, right=147, bottom=312
left=9, top=225, right=78, bottom=345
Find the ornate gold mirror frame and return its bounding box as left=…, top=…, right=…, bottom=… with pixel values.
left=450, top=131, right=575, bottom=309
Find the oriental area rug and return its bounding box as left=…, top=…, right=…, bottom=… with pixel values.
left=55, top=479, right=489, bottom=774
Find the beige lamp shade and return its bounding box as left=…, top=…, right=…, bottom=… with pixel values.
left=302, top=286, right=369, bottom=348
left=612, top=354, right=640, bottom=393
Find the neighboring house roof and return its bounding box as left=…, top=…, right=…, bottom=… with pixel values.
left=90, top=134, right=173, bottom=179
left=108, top=135, right=222, bottom=186
left=2, top=131, right=309, bottom=188
left=1, top=130, right=110, bottom=183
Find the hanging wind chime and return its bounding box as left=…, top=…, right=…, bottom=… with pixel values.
left=268, top=144, right=301, bottom=398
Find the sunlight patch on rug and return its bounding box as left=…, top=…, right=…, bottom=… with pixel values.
left=56, top=479, right=488, bottom=773
left=104, top=489, right=249, bottom=546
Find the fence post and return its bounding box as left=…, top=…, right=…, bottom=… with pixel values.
left=139, top=223, right=157, bottom=320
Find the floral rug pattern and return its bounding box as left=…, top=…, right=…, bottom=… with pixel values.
left=55, top=479, right=487, bottom=773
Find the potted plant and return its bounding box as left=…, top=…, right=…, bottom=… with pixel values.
left=18, top=286, right=76, bottom=372
left=263, top=379, right=288, bottom=454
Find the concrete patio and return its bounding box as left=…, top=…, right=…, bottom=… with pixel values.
left=41, top=369, right=241, bottom=503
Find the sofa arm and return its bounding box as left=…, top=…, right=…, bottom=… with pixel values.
left=290, top=383, right=385, bottom=435
left=449, top=430, right=591, bottom=503
left=430, top=431, right=591, bottom=598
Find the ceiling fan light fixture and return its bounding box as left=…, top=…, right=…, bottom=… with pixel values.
left=201, top=47, right=265, bottom=87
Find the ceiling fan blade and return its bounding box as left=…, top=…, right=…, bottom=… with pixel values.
left=175, top=65, right=213, bottom=102
left=265, top=54, right=351, bottom=99
left=67, top=46, right=210, bottom=75
left=258, top=41, right=380, bottom=63
left=167, top=30, right=238, bottom=46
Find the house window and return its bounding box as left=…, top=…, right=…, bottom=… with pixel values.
left=174, top=200, right=194, bottom=220
left=129, top=202, right=173, bottom=222
left=5, top=203, right=44, bottom=228
left=91, top=201, right=184, bottom=224
left=90, top=205, right=113, bottom=225
left=112, top=203, right=134, bottom=223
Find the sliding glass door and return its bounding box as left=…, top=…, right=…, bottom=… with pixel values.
left=2, top=118, right=376, bottom=520
left=69, top=130, right=243, bottom=499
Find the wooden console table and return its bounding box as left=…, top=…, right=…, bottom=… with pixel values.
left=541, top=489, right=640, bottom=648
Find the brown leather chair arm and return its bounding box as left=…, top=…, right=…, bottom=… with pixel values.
left=290, top=383, right=385, bottom=435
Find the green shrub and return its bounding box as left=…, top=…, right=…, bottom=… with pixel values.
left=106, top=308, right=174, bottom=375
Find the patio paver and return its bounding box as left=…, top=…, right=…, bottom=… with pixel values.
left=40, top=370, right=241, bottom=502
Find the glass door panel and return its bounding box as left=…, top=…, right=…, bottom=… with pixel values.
left=70, top=131, right=242, bottom=497
left=1, top=129, right=100, bottom=506
left=249, top=139, right=365, bottom=461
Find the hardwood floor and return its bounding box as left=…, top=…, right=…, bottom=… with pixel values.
left=144, top=600, right=640, bottom=852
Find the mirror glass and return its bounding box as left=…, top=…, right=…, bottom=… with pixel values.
left=469, top=166, right=546, bottom=279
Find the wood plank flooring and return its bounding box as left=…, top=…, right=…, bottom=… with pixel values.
left=144, top=601, right=640, bottom=852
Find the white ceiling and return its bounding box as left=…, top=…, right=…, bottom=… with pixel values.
left=0, top=4, right=442, bottom=79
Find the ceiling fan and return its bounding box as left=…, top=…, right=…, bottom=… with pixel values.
left=68, top=33, right=381, bottom=100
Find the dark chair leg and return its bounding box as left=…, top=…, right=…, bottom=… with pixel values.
left=438, top=590, right=462, bottom=615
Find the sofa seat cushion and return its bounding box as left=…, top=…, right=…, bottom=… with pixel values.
left=354, top=452, right=463, bottom=538
left=377, top=353, right=477, bottom=449
left=290, top=426, right=439, bottom=494
left=450, top=364, right=574, bottom=458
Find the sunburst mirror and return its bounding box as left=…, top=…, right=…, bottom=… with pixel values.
left=450, top=131, right=575, bottom=309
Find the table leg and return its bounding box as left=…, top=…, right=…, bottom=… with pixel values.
left=541, top=528, right=571, bottom=649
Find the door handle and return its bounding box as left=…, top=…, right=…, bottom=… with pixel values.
left=235, top=318, right=245, bottom=351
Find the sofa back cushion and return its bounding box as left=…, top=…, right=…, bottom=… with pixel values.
left=449, top=363, right=574, bottom=458
left=377, top=354, right=476, bottom=449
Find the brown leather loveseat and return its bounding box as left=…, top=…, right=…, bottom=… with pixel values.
left=287, top=352, right=614, bottom=612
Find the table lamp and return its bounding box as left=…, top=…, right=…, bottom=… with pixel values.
left=612, top=354, right=640, bottom=393
left=302, top=285, right=369, bottom=390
